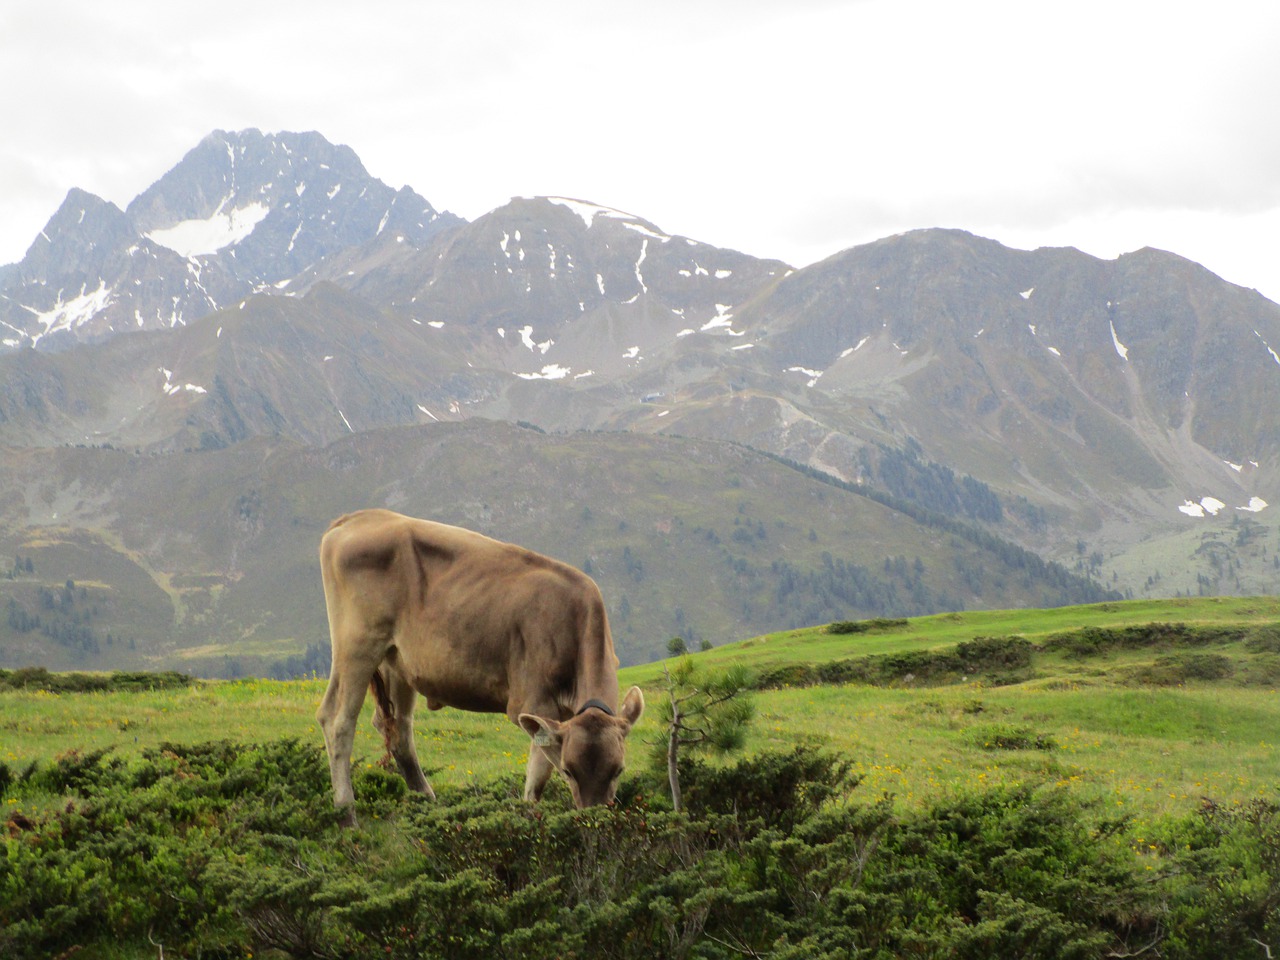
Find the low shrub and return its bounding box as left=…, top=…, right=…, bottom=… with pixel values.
left=1043, top=622, right=1248, bottom=659
left=0, top=667, right=196, bottom=693
left=757, top=635, right=1033, bottom=690
left=1245, top=623, right=1280, bottom=654
left=3, top=738, right=1279, bottom=959
left=967, top=723, right=1058, bottom=751
left=1240, top=654, right=1280, bottom=687
left=675, top=745, right=858, bottom=829
left=827, top=618, right=910, bottom=635
left=1127, top=653, right=1234, bottom=686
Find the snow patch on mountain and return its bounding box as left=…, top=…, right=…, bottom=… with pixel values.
left=1110, top=321, right=1129, bottom=361
left=1179, top=495, right=1269, bottom=518
left=635, top=239, right=648, bottom=293
left=700, top=304, right=737, bottom=333
left=26, top=281, right=113, bottom=345
left=159, top=367, right=207, bottom=396
left=624, top=221, right=670, bottom=242
left=1255, top=330, right=1280, bottom=367
left=146, top=201, right=270, bottom=257
left=788, top=366, right=824, bottom=387
left=518, top=325, right=554, bottom=354
left=517, top=364, right=572, bottom=380
left=545, top=197, right=669, bottom=241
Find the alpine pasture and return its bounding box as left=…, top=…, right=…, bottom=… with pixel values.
left=5, top=596, right=1280, bottom=959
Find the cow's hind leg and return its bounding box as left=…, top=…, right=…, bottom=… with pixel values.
left=371, top=665, right=435, bottom=799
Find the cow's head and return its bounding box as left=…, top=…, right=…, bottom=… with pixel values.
left=519, top=685, right=645, bottom=807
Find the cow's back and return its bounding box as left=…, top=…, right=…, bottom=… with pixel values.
left=320, top=509, right=420, bottom=632
left=320, top=509, right=614, bottom=716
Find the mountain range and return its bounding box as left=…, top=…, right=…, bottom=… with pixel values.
left=1, top=129, right=1276, bottom=673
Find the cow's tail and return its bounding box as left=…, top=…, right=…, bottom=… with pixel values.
left=369, top=671, right=398, bottom=758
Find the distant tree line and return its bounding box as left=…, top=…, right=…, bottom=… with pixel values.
left=767, top=552, right=965, bottom=627
left=6, top=555, right=35, bottom=579
left=754, top=447, right=1118, bottom=606
left=5, top=580, right=117, bottom=659
left=862, top=439, right=1004, bottom=524
left=267, top=641, right=332, bottom=680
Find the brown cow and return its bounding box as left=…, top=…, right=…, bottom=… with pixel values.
left=316, top=509, right=644, bottom=824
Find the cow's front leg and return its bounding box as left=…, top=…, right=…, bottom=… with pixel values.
left=523, top=744, right=556, bottom=802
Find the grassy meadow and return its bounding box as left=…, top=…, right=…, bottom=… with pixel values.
left=6, top=595, right=1280, bottom=825
left=7, top=595, right=1280, bottom=959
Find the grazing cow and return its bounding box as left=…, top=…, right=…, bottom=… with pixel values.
left=316, top=509, right=644, bottom=824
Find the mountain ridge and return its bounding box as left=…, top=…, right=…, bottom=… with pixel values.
left=1, top=129, right=1276, bottom=673
left=0, top=419, right=1116, bottom=675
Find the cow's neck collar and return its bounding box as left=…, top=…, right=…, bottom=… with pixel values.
left=575, top=698, right=615, bottom=717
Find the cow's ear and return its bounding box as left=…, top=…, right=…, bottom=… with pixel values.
left=519, top=713, right=564, bottom=756
left=619, top=685, right=645, bottom=729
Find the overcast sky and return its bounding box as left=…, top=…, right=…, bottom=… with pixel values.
left=3, top=1, right=1279, bottom=301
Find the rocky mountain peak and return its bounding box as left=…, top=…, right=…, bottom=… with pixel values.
left=19, top=189, right=132, bottom=274
left=0, top=130, right=460, bottom=350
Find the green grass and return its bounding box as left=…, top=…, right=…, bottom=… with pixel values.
left=0, top=679, right=527, bottom=797
left=642, top=595, right=1280, bottom=681
left=744, top=683, right=1280, bottom=824
left=6, top=596, right=1280, bottom=826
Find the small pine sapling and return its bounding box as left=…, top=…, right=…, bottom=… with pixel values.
left=651, top=657, right=754, bottom=813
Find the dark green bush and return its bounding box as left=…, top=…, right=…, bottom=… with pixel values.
left=1240, top=654, right=1280, bottom=687
left=1043, top=622, right=1248, bottom=659
left=758, top=635, right=1033, bottom=690
left=968, top=723, right=1058, bottom=751
left=1151, top=798, right=1280, bottom=959
left=755, top=662, right=816, bottom=689
left=0, top=667, right=196, bottom=693
left=1127, top=653, right=1234, bottom=686
left=0, top=758, right=38, bottom=801
left=676, top=745, right=858, bottom=830
left=1245, top=623, right=1280, bottom=654
left=827, top=618, right=910, bottom=635
left=3, top=738, right=1279, bottom=959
